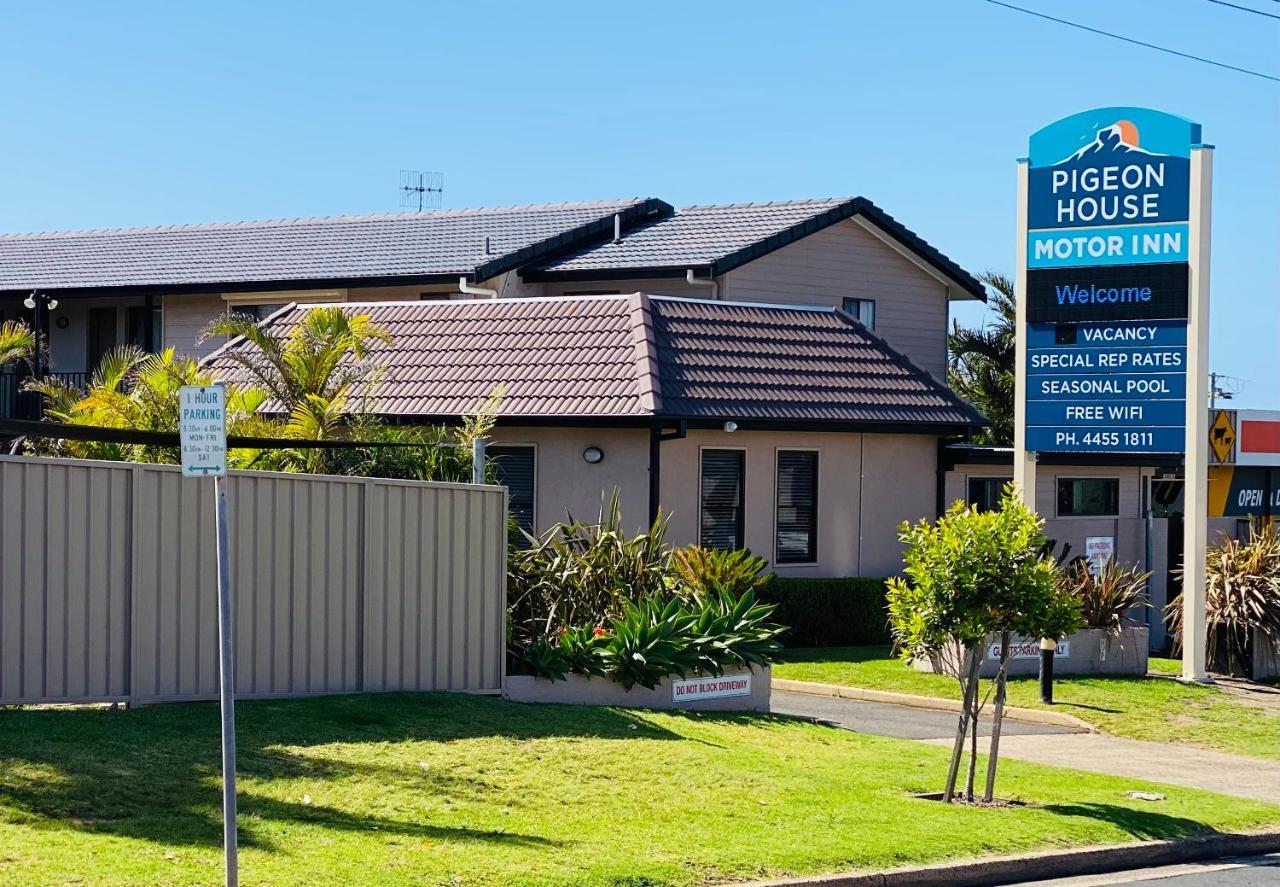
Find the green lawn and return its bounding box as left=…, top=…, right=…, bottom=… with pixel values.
left=775, top=647, right=1280, bottom=760
left=1, top=694, right=1276, bottom=886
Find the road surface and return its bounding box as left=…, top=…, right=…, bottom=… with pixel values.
left=1008, top=853, right=1280, bottom=885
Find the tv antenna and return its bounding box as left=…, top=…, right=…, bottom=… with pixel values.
left=399, top=170, right=443, bottom=211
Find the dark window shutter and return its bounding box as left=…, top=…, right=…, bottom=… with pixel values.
left=700, top=450, right=745, bottom=551
left=487, top=446, right=536, bottom=532
left=775, top=451, right=818, bottom=563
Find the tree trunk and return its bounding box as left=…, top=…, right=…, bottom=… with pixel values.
left=942, top=647, right=976, bottom=802
left=984, top=631, right=1012, bottom=802
left=963, top=647, right=982, bottom=801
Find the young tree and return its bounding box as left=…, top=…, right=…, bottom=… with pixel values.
left=887, top=485, right=1079, bottom=802
left=948, top=271, right=1014, bottom=445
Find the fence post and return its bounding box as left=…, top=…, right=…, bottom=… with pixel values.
left=472, top=438, right=486, bottom=485
left=127, top=464, right=142, bottom=709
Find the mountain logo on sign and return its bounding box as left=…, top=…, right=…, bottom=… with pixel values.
left=1061, top=120, right=1152, bottom=163
left=1029, top=118, right=1191, bottom=230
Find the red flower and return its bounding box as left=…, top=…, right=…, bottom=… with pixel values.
left=593, top=626, right=608, bottom=637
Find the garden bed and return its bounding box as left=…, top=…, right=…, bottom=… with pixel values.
left=911, top=627, right=1149, bottom=678
left=504, top=667, right=770, bottom=711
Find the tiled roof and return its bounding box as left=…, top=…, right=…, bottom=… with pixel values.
left=525, top=197, right=987, bottom=301
left=0, top=199, right=666, bottom=292
left=203, top=294, right=983, bottom=430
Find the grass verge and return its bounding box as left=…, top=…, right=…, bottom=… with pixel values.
left=774, top=646, right=1280, bottom=760
left=0, top=692, right=1276, bottom=886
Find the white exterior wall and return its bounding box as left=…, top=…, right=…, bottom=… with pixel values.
left=492, top=425, right=939, bottom=578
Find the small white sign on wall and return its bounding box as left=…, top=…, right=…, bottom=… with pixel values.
left=1085, top=535, right=1115, bottom=576
left=988, top=638, right=1070, bottom=661
left=671, top=673, right=752, bottom=703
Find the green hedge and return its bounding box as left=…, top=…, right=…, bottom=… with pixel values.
left=757, top=577, right=891, bottom=648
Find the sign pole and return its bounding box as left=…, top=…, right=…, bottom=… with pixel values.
left=178, top=383, right=237, bottom=885
left=1182, top=146, right=1213, bottom=683
left=1013, top=157, right=1036, bottom=509
left=213, top=470, right=239, bottom=885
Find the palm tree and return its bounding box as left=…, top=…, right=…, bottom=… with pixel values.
left=202, top=306, right=393, bottom=414
left=948, top=271, right=1014, bottom=445
left=0, top=320, right=36, bottom=368
left=26, top=346, right=266, bottom=463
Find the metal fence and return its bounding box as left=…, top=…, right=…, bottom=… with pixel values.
left=0, top=371, right=88, bottom=420
left=0, top=455, right=507, bottom=705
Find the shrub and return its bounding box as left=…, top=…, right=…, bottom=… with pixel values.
left=756, top=577, right=891, bottom=647
left=670, top=546, right=770, bottom=600
left=507, top=490, right=671, bottom=653
left=1166, top=521, right=1280, bottom=675
left=519, top=588, right=786, bottom=688
left=1060, top=556, right=1151, bottom=633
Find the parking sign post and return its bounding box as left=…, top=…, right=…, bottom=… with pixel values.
left=179, top=384, right=238, bottom=887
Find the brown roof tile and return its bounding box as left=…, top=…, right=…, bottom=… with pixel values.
left=204, top=294, right=983, bottom=430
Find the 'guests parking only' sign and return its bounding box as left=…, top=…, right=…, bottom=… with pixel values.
left=1022, top=108, right=1200, bottom=455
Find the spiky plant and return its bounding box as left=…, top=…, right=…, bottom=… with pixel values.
left=1167, top=522, right=1280, bottom=675
left=670, top=545, right=770, bottom=601
left=1060, top=556, right=1152, bottom=633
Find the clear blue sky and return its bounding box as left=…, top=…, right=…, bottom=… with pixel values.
left=2, top=2, right=1276, bottom=404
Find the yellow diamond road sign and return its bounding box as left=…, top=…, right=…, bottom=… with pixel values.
left=1209, top=410, right=1236, bottom=464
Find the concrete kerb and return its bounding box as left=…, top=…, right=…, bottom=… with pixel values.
left=770, top=678, right=1095, bottom=732
left=741, top=831, right=1280, bottom=887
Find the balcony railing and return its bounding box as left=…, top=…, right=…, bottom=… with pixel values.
left=0, top=371, right=89, bottom=421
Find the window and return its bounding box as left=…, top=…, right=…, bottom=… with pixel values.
left=700, top=449, right=745, bottom=550
left=87, top=307, right=118, bottom=373
left=1057, top=478, right=1120, bottom=517
left=775, top=450, right=818, bottom=563
left=966, top=477, right=1011, bottom=512
left=842, top=298, right=875, bottom=329
left=228, top=303, right=285, bottom=321
left=487, top=445, right=536, bottom=533
left=127, top=305, right=162, bottom=351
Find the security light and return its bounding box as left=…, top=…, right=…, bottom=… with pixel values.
left=582, top=446, right=604, bottom=464
left=723, top=421, right=738, bottom=433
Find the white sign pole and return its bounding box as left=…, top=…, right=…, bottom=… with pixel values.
left=1182, top=146, right=1214, bottom=683
left=1013, top=158, right=1037, bottom=509
left=178, top=384, right=238, bottom=885
left=213, top=469, right=239, bottom=886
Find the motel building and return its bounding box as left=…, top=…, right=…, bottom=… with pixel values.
left=1, top=194, right=1273, bottom=653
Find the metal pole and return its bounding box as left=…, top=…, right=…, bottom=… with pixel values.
left=213, top=474, right=239, bottom=886
left=471, top=437, right=486, bottom=485
left=1038, top=638, right=1055, bottom=704
left=1012, top=158, right=1037, bottom=510
left=1181, top=145, right=1213, bottom=683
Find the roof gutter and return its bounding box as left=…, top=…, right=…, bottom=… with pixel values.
left=458, top=275, right=499, bottom=299
left=685, top=269, right=718, bottom=299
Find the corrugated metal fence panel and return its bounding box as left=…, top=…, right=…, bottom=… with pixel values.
left=0, top=456, right=507, bottom=705
left=362, top=482, right=506, bottom=693
left=0, top=459, right=132, bottom=704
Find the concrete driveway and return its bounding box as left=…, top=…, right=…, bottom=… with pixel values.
left=771, top=689, right=1074, bottom=740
